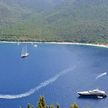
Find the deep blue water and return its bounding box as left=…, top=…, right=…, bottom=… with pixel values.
left=0, top=43, right=108, bottom=108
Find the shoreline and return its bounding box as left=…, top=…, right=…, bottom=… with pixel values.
left=0, top=41, right=108, bottom=48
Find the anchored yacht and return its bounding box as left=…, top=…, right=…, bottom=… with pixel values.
left=77, top=89, right=107, bottom=98
left=21, top=45, right=29, bottom=58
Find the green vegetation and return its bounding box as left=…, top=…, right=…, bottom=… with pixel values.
left=0, top=0, right=108, bottom=43
left=56, top=104, right=60, bottom=108
left=27, top=103, right=34, bottom=108
left=38, top=96, right=47, bottom=108
left=70, top=103, right=79, bottom=108
left=22, top=96, right=79, bottom=108
left=27, top=103, right=31, bottom=108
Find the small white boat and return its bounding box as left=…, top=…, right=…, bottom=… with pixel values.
left=21, top=45, right=29, bottom=58
left=77, top=89, right=107, bottom=98
left=21, top=52, right=29, bottom=58
left=34, top=44, right=38, bottom=47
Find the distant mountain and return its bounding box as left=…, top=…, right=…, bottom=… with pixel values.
left=0, top=0, right=64, bottom=23
left=0, top=0, right=108, bottom=43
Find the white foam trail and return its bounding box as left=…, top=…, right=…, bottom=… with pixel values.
left=96, top=72, right=107, bottom=79
left=0, top=66, right=76, bottom=99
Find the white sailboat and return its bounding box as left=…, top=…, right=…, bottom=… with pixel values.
left=21, top=45, right=29, bottom=58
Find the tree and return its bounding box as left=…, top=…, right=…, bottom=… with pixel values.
left=70, top=103, right=79, bottom=108
left=28, top=103, right=31, bottom=108
left=56, top=104, right=60, bottom=108
left=38, top=96, right=47, bottom=108
left=50, top=105, right=55, bottom=108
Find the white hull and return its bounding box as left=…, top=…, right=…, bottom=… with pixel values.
left=21, top=53, right=29, bottom=58
left=78, top=89, right=107, bottom=98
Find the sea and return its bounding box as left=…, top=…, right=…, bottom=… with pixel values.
left=0, top=43, right=108, bottom=108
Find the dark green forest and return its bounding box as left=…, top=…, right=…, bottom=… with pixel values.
left=0, top=0, right=108, bottom=43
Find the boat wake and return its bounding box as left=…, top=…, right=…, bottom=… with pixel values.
left=0, top=66, right=76, bottom=99
left=96, top=72, right=107, bottom=79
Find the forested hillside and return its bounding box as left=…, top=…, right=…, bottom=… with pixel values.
left=0, top=0, right=108, bottom=43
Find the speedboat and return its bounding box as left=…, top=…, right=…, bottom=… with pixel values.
left=77, top=89, right=107, bottom=98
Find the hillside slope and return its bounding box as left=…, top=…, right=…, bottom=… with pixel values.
left=0, top=0, right=108, bottom=43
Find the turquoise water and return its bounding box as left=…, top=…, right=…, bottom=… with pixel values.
left=0, top=43, right=108, bottom=108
